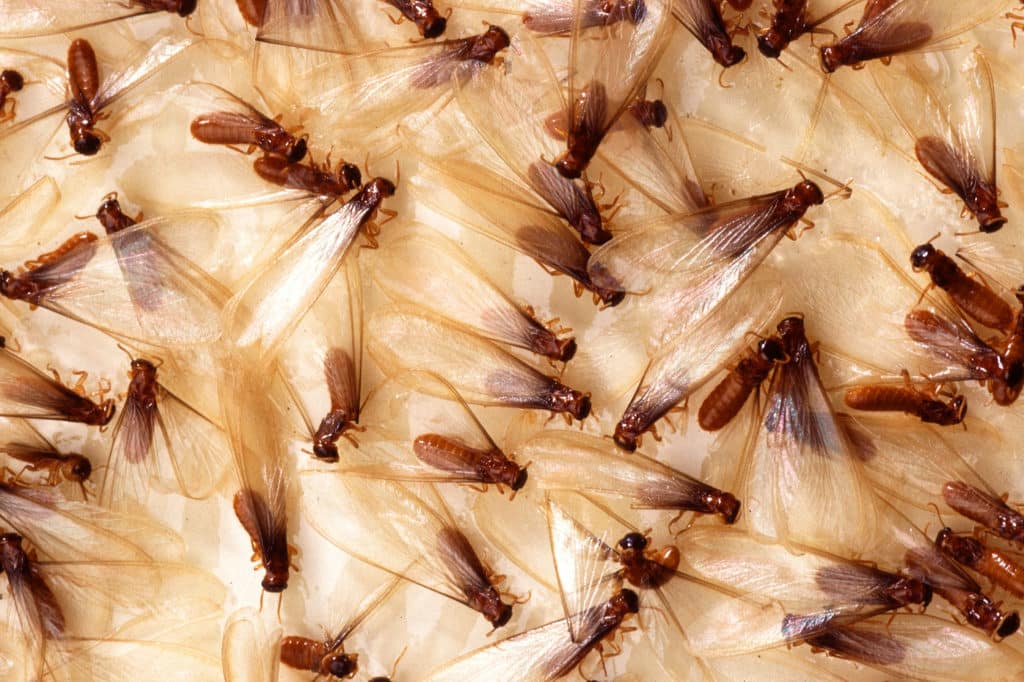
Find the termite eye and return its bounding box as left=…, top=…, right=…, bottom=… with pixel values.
left=620, top=588, right=640, bottom=613
left=492, top=603, right=513, bottom=628
left=756, top=34, right=783, bottom=59
left=71, top=458, right=92, bottom=479
left=312, top=443, right=340, bottom=462
left=287, top=138, right=308, bottom=164
left=74, top=134, right=102, bottom=156
left=177, top=0, right=197, bottom=15
left=759, top=338, right=787, bottom=362
left=648, top=100, right=667, bottom=128
left=261, top=573, right=288, bottom=593
left=327, top=654, right=357, bottom=678
left=629, top=0, right=647, bottom=24
left=999, top=612, right=1021, bottom=638
left=342, top=164, right=362, bottom=190
left=1, top=70, right=23, bottom=91
left=618, top=533, right=647, bottom=551
left=511, top=467, right=528, bottom=491
left=422, top=16, right=446, bottom=39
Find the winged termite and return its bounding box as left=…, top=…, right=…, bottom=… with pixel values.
left=0, top=337, right=113, bottom=426
left=0, top=37, right=191, bottom=157
left=335, top=372, right=528, bottom=494
left=0, top=70, right=23, bottom=123
left=222, top=608, right=280, bottom=682
left=375, top=233, right=576, bottom=361
left=698, top=335, right=788, bottom=432
left=587, top=177, right=829, bottom=338
left=97, top=351, right=229, bottom=510
left=935, top=529, right=1024, bottom=599
left=721, top=315, right=879, bottom=554
left=280, top=574, right=402, bottom=678
left=843, top=373, right=967, bottom=426
left=523, top=430, right=740, bottom=523
left=627, top=95, right=666, bottom=129
left=671, top=0, right=746, bottom=67
left=413, top=157, right=621, bottom=305
left=819, top=0, right=1009, bottom=73
left=452, top=46, right=614, bottom=245
left=220, top=356, right=294, bottom=595
left=424, top=587, right=638, bottom=681
left=514, top=0, right=648, bottom=34
left=188, top=83, right=308, bottom=163
left=612, top=281, right=781, bottom=451
left=756, top=1, right=861, bottom=59
left=799, top=614, right=1024, bottom=678
left=253, top=154, right=362, bottom=199
left=368, top=306, right=591, bottom=420
left=873, top=49, right=1006, bottom=233
left=551, top=0, right=671, bottom=178
left=679, top=527, right=930, bottom=654
left=225, top=176, right=393, bottom=363
left=0, top=0, right=196, bottom=38
left=0, top=419, right=91, bottom=498
left=911, top=239, right=1012, bottom=332
left=301, top=474, right=516, bottom=628
left=383, top=0, right=448, bottom=38
left=0, top=199, right=229, bottom=348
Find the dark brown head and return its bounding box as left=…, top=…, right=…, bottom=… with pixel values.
left=627, top=0, right=647, bottom=23
left=757, top=30, right=787, bottom=59
left=177, top=0, right=197, bottom=15
left=421, top=14, right=447, bottom=39
left=340, top=163, right=362, bottom=191
left=710, top=491, right=741, bottom=524
left=612, top=588, right=640, bottom=616
left=791, top=180, right=824, bottom=207
left=819, top=45, right=843, bottom=73
left=548, top=384, right=591, bottom=421
left=613, top=414, right=641, bottom=452
left=777, top=315, right=809, bottom=359
left=578, top=212, right=612, bottom=245
left=999, top=611, right=1022, bottom=639
left=887, top=577, right=932, bottom=608
left=555, top=155, right=585, bottom=180
left=262, top=566, right=288, bottom=593
left=910, top=242, right=939, bottom=271
left=758, top=337, right=788, bottom=364
left=362, top=177, right=396, bottom=203
left=286, top=137, right=308, bottom=164
left=639, top=99, right=667, bottom=128
left=74, top=132, right=102, bottom=156
left=66, top=454, right=92, bottom=482
left=1, top=70, right=24, bottom=92
left=323, top=652, right=358, bottom=679
left=506, top=462, right=528, bottom=491
left=487, top=599, right=513, bottom=629
left=935, top=527, right=984, bottom=565
left=96, top=195, right=137, bottom=234
left=469, top=26, right=511, bottom=63
left=710, top=37, right=746, bottom=67
left=312, top=442, right=340, bottom=462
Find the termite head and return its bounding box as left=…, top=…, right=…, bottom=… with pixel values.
left=340, top=163, right=362, bottom=191
left=1, top=70, right=23, bottom=92
left=819, top=45, right=843, bottom=73
left=262, top=566, right=289, bottom=593
left=548, top=385, right=590, bottom=421
left=888, top=577, right=932, bottom=608
left=999, top=612, right=1022, bottom=639
left=612, top=415, right=641, bottom=452
left=578, top=210, right=612, bottom=245
left=74, top=132, right=102, bottom=156
left=627, top=0, right=647, bottom=24
left=470, top=26, right=511, bottom=63
left=758, top=337, right=788, bottom=363
left=364, top=177, right=396, bottom=202
left=507, top=463, right=528, bottom=492
left=996, top=508, right=1024, bottom=542
left=65, top=455, right=92, bottom=482
left=614, top=588, right=640, bottom=616
left=710, top=491, right=741, bottom=524
left=323, top=652, right=358, bottom=679
left=285, top=137, right=308, bottom=164
left=422, top=15, right=447, bottom=39
left=757, top=30, right=787, bottom=59
left=312, top=442, right=340, bottom=463
left=974, top=187, right=1006, bottom=233
left=793, top=180, right=824, bottom=207
left=910, top=242, right=938, bottom=271
left=617, top=532, right=648, bottom=552
left=486, top=600, right=513, bottom=629
left=710, top=36, right=746, bottom=67
left=177, top=0, right=198, bottom=16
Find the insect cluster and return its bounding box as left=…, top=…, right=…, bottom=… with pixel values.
left=0, top=0, right=1023, bottom=679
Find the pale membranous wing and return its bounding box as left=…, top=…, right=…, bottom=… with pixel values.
left=335, top=371, right=526, bottom=493
left=678, top=527, right=929, bottom=655
left=0, top=48, right=65, bottom=134
left=300, top=473, right=514, bottom=628
left=0, top=214, right=229, bottom=348
left=0, top=0, right=193, bottom=38
left=0, top=340, right=112, bottom=426
left=224, top=178, right=393, bottom=364
left=553, top=0, right=672, bottom=179
left=368, top=305, right=591, bottom=420
left=99, top=357, right=230, bottom=510
left=872, top=48, right=1003, bottom=232
left=611, top=279, right=781, bottom=451
left=731, top=316, right=879, bottom=555
left=0, top=418, right=92, bottom=498
left=219, top=353, right=293, bottom=594
left=374, top=231, right=575, bottom=361
left=820, top=0, right=1010, bottom=72
left=221, top=608, right=281, bottom=682
left=256, top=0, right=364, bottom=52
left=523, top=430, right=741, bottom=524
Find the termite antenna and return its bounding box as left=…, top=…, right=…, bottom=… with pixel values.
left=780, top=156, right=852, bottom=197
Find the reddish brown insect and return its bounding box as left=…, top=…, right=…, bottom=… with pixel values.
left=413, top=434, right=527, bottom=492
left=385, top=0, right=447, bottom=38
left=523, top=0, right=646, bottom=34
left=65, top=39, right=104, bottom=156
left=311, top=347, right=361, bottom=463
left=191, top=104, right=307, bottom=163
left=843, top=383, right=966, bottom=426
left=233, top=487, right=290, bottom=593
left=672, top=0, right=746, bottom=68
left=94, top=193, right=139, bottom=234
left=915, top=137, right=1005, bottom=233
left=0, top=232, right=99, bottom=307
left=1, top=442, right=91, bottom=493
left=614, top=532, right=679, bottom=590
left=0, top=531, right=65, bottom=638
left=0, top=0, right=195, bottom=37
left=943, top=481, right=1024, bottom=546
left=998, top=288, right=1024, bottom=401
left=409, top=25, right=510, bottom=90
left=936, top=528, right=1024, bottom=599
left=253, top=155, right=362, bottom=200
left=627, top=96, right=667, bottom=129
left=525, top=161, right=611, bottom=245
left=0, top=69, right=24, bottom=123
left=911, top=241, right=1012, bottom=332
left=697, top=336, right=788, bottom=432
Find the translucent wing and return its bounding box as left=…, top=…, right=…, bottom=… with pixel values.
left=13, top=215, right=230, bottom=347
left=523, top=430, right=739, bottom=521
left=0, top=345, right=111, bottom=424
left=0, top=177, right=62, bottom=263
left=301, top=473, right=508, bottom=622
left=614, top=280, right=781, bottom=449
left=222, top=608, right=281, bottom=682
left=368, top=305, right=589, bottom=418
left=91, top=37, right=192, bottom=113
left=374, top=232, right=573, bottom=360
left=0, top=0, right=162, bottom=38
left=546, top=499, right=621, bottom=642
left=737, top=319, right=880, bottom=555
left=225, top=181, right=389, bottom=363
left=256, top=0, right=364, bottom=52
